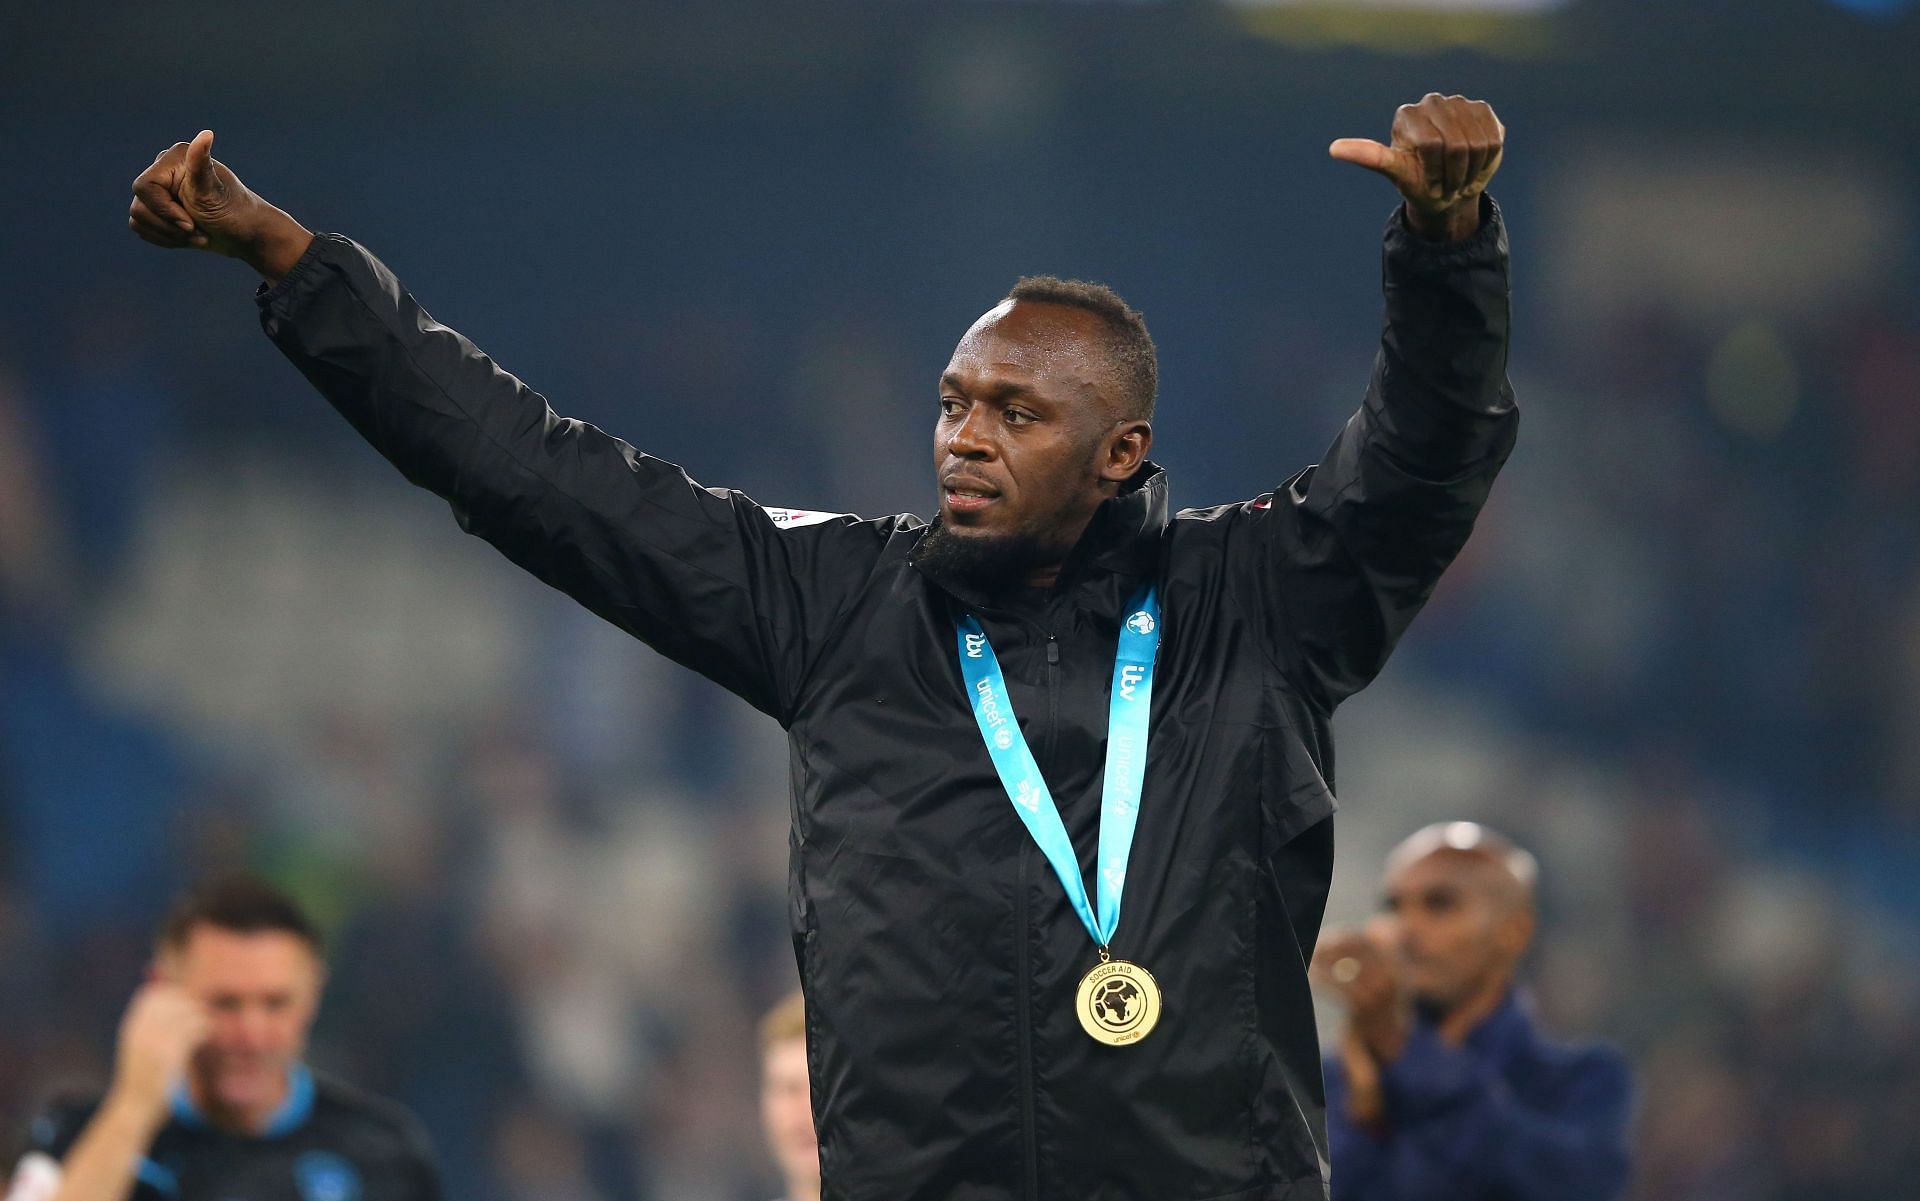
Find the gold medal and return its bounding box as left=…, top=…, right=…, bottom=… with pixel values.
left=1075, top=956, right=1162, bottom=1045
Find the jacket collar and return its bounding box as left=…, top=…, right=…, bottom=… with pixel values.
left=1451, top=988, right=1536, bottom=1065
left=169, top=1063, right=315, bottom=1138
left=910, top=461, right=1169, bottom=611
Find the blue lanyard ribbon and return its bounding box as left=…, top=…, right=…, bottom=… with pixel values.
left=955, top=585, right=1160, bottom=949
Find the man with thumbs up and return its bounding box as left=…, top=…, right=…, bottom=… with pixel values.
left=127, top=94, right=1516, bottom=1200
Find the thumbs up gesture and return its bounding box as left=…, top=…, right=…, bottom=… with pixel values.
left=1331, top=94, right=1505, bottom=242
left=129, top=130, right=312, bottom=281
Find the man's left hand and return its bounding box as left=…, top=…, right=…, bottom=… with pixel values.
left=1330, top=94, right=1505, bottom=242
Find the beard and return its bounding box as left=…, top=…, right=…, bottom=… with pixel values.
left=916, top=521, right=1056, bottom=594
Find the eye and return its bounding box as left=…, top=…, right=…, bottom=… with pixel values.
left=1004, top=408, right=1035, bottom=425
left=939, top=397, right=966, bottom=418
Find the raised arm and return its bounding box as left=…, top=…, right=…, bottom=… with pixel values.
left=1317, top=1010, right=1632, bottom=1201
left=129, top=133, right=887, bottom=722
left=1262, top=95, right=1519, bottom=708
left=7, top=985, right=209, bottom=1201
left=1377, top=1031, right=1634, bottom=1201
left=128, top=131, right=312, bottom=282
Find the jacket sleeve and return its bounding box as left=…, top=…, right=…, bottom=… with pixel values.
left=255, top=234, right=890, bottom=724
left=1374, top=1029, right=1634, bottom=1201
left=397, top=1111, right=444, bottom=1201
left=1260, top=196, right=1519, bottom=709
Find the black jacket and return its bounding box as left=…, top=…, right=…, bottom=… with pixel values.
left=256, top=198, right=1517, bottom=1201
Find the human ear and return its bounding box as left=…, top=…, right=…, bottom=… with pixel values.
left=1499, top=909, right=1536, bottom=959
left=1100, top=420, right=1153, bottom=482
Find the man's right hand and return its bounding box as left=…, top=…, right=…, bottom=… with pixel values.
left=1310, top=921, right=1409, bottom=1064
left=129, top=131, right=312, bottom=283
left=107, top=981, right=210, bottom=1123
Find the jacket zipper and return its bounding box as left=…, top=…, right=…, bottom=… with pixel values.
left=1015, top=837, right=1038, bottom=1201
left=1017, top=630, right=1060, bottom=1201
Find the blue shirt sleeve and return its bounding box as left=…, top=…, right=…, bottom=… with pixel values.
left=1327, top=1046, right=1515, bottom=1201
left=1324, top=1054, right=1392, bottom=1198
left=1375, top=1027, right=1634, bottom=1201
left=1328, top=1043, right=1405, bottom=1197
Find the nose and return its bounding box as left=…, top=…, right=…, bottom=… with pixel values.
left=946, top=405, right=994, bottom=461
left=225, top=1007, right=275, bottom=1054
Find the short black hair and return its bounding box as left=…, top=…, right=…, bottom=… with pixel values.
left=1005, top=275, right=1158, bottom=420
left=157, top=875, right=324, bottom=957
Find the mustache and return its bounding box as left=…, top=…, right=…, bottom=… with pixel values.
left=940, top=471, right=1002, bottom=496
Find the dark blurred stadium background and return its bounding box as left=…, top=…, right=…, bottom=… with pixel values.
left=3, top=2, right=1917, bottom=1198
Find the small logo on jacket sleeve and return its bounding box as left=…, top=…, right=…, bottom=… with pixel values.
left=293, top=1152, right=362, bottom=1201
left=764, top=507, right=845, bottom=529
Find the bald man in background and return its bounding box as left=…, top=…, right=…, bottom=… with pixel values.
left=1311, top=823, right=1633, bottom=1201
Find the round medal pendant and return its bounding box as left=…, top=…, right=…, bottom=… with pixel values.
left=1076, top=958, right=1162, bottom=1045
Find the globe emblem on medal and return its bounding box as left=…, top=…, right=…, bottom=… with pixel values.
left=1091, top=977, right=1144, bottom=1029
left=994, top=727, right=1014, bottom=750
left=1125, top=611, right=1155, bottom=635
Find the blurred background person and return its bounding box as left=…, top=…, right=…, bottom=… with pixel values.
left=1312, top=823, right=1631, bottom=1201
left=5, top=877, right=440, bottom=1201
left=756, top=993, right=817, bottom=1201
